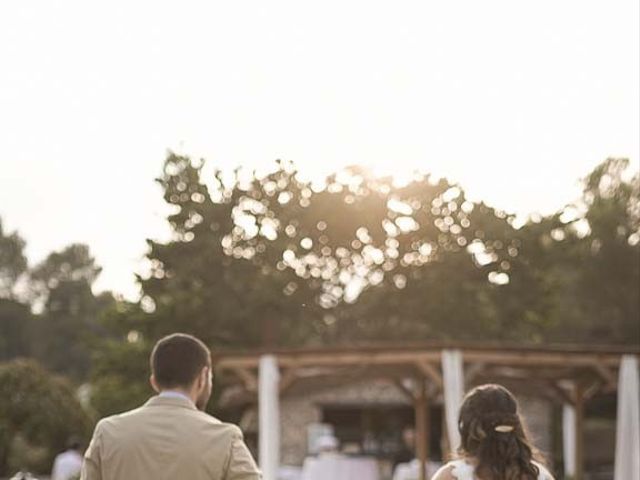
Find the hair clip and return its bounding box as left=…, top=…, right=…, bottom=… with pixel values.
left=494, top=425, right=514, bottom=433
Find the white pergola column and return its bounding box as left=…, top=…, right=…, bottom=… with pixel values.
left=441, top=349, right=464, bottom=453
left=259, top=354, right=280, bottom=480
left=614, top=355, right=640, bottom=480
left=562, top=404, right=576, bottom=478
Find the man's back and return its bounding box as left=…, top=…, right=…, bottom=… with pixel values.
left=81, top=396, right=260, bottom=480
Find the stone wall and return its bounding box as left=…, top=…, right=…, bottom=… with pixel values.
left=278, top=378, right=554, bottom=467
left=280, top=379, right=410, bottom=465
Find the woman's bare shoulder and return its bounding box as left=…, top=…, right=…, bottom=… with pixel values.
left=534, top=461, right=556, bottom=480
left=430, top=462, right=457, bottom=480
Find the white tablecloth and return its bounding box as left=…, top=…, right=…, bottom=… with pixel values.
left=301, top=454, right=379, bottom=480
left=393, top=460, right=442, bottom=480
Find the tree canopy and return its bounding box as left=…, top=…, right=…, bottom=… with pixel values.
left=0, top=359, right=92, bottom=476
left=117, top=154, right=637, bottom=350
left=0, top=219, right=27, bottom=300
left=0, top=155, right=637, bottom=419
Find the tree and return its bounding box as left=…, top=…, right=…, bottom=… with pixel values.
left=83, top=298, right=156, bottom=418
left=0, top=218, right=27, bottom=300
left=88, top=154, right=639, bottom=422
left=0, top=299, right=33, bottom=361
left=0, top=359, right=93, bottom=476
left=528, top=158, right=640, bottom=344
left=0, top=219, right=33, bottom=361
left=314, top=177, right=551, bottom=344
left=139, top=154, right=320, bottom=348
left=29, top=243, right=101, bottom=306
left=131, top=154, right=548, bottom=347
left=29, top=244, right=112, bottom=380
left=577, top=158, right=639, bottom=342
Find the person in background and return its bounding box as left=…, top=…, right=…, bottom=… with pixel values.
left=316, top=434, right=340, bottom=454
left=393, top=426, right=416, bottom=470
left=392, top=425, right=441, bottom=480
left=9, top=471, right=39, bottom=480
left=301, top=434, right=343, bottom=480
left=430, top=384, right=554, bottom=480
left=51, top=437, right=83, bottom=480
left=81, top=333, right=260, bottom=480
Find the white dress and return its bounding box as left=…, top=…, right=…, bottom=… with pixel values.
left=448, top=459, right=554, bottom=480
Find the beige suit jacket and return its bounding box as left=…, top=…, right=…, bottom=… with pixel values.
left=81, top=396, right=261, bottom=480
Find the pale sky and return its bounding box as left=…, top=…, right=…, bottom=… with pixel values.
left=0, top=0, right=638, bottom=300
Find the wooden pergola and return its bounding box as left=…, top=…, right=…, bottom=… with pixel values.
left=214, top=342, right=640, bottom=480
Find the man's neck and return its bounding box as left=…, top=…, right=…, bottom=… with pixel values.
left=158, top=389, right=194, bottom=404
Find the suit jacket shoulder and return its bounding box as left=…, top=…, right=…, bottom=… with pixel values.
left=84, top=396, right=259, bottom=480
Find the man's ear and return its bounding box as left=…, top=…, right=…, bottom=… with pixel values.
left=200, top=366, right=210, bottom=387
left=150, top=374, right=160, bottom=393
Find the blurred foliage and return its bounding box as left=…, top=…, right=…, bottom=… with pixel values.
left=124, top=154, right=639, bottom=347
left=88, top=302, right=154, bottom=417
left=517, top=158, right=640, bottom=343
left=6, top=434, right=50, bottom=477
left=82, top=155, right=638, bottom=418
left=134, top=155, right=546, bottom=345
left=0, top=154, right=637, bottom=438
left=28, top=244, right=114, bottom=380
left=574, top=159, right=639, bottom=342
left=0, top=359, right=92, bottom=476
left=0, top=299, right=33, bottom=361
left=0, top=219, right=27, bottom=300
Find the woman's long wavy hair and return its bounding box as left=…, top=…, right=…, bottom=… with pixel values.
left=457, top=384, right=544, bottom=480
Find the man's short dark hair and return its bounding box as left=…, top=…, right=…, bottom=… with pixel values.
left=150, top=333, right=211, bottom=389
left=67, top=436, right=81, bottom=451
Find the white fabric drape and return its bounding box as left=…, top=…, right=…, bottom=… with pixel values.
left=441, top=349, right=464, bottom=452
left=302, top=455, right=379, bottom=480
left=562, top=404, right=576, bottom=478
left=614, top=355, right=640, bottom=480
left=259, top=355, right=280, bottom=480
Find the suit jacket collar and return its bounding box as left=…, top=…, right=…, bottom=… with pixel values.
left=144, top=395, right=198, bottom=411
